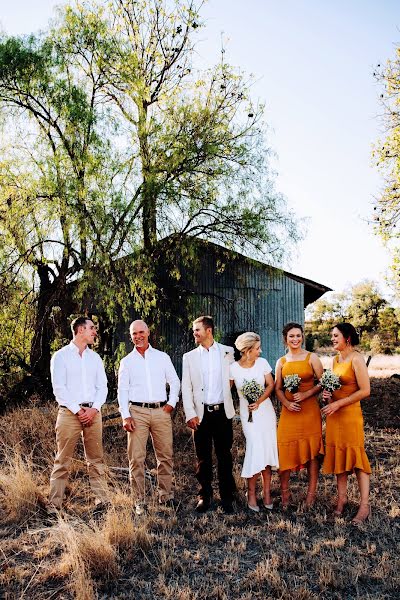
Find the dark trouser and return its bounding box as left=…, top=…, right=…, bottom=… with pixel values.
left=193, top=405, right=236, bottom=502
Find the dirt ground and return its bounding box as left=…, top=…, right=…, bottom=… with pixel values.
left=0, top=376, right=399, bottom=599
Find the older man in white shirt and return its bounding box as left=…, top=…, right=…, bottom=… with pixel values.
left=49, top=316, right=109, bottom=510
left=118, top=320, right=180, bottom=511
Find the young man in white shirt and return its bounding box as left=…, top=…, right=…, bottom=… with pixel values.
left=182, top=315, right=236, bottom=514
left=49, top=316, right=109, bottom=510
left=118, top=320, right=180, bottom=512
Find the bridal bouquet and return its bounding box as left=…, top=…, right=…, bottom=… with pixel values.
left=319, top=369, right=341, bottom=393
left=283, top=373, right=301, bottom=393
left=241, top=379, right=264, bottom=422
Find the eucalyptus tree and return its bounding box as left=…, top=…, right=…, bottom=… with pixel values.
left=373, top=46, right=400, bottom=295
left=0, top=0, right=299, bottom=393
left=0, top=25, right=123, bottom=384
left=95, top=0, right=298, bottom=259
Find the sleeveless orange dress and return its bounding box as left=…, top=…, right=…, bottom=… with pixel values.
left=322, top=356, right=371, bottom=475
left=277, top=353, right=324, bottom=471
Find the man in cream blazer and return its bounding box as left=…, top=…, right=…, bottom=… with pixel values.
left=182, top=315, right=236, bottom=514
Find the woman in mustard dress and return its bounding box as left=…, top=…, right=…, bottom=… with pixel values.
left=275, top=322, right=324, bottom=508
left=321, top=323, right=371, bottom=524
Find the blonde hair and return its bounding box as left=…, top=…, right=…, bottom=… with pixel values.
left=235, top=332, right=260, bottom=354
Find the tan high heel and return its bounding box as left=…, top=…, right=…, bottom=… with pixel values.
left=333, top=495, right=348, bottom=517
left=351, top=504, right=371, bottom=525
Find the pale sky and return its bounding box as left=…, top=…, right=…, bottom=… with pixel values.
left=1, top=0, right=398, bottom=299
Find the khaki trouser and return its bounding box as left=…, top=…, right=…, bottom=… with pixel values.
left=127, top=405, right=173, bottom=503
left=49, top=407, right=108, bottom=507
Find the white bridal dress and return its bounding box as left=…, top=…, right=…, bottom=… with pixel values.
left=230, top=357, right=279, bottom=478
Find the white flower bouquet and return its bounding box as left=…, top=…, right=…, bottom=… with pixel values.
left=241, top=379, right=264, bottom=422
left=283, top=373, right=301, bottom=393
left=319, top=369, right=341, bottom=393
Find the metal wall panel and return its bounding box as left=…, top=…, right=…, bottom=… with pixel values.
left=114, top=245, right=306, bottom=376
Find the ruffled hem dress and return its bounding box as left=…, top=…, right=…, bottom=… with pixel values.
left=277, top=353, right=324, bottom=471
left=230, top=358, right=279, bottom=478
left=322, top=355, right=371, bottom=475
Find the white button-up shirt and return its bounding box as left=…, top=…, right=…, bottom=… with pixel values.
left=118, top=345, right=180, bottom=419
left=199, top=342, right=224, bottom=405
left=50, top=341, right=108, bottom=414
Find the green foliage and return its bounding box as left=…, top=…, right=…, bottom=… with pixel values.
left=0, top=257, right=34, bottom=398
left=0, top=0, right=300, bottom=396
left=373, top=46, right=400, bottom=296
left=347, top=281, right=387, bottom=338
left=306, top=280, right=399, bottom=353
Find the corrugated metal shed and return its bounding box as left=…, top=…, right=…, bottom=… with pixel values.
left=117, top=239, right=331, bottom=375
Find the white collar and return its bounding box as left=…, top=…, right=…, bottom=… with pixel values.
left=133, top=344, right=154, bottom=356
left=199, top=342, right=218, bottom=354
left=69, top=341, right=88, bottom=354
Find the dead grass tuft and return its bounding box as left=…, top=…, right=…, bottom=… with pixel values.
left=49, top=520, right=96, bottom=600
left=49, top=516, right=119, bottom=598
left=0, top=406, right=57, bottom=466
left=102, top=502, right=140, bottom=552
left=0, top=450, right=45, bottom=522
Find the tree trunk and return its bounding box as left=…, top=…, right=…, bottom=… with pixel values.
left=138, top=102, right=157, bottom=252
left=142, top=180, right=157, bottom=252
left=29, top=265, right=55, bottom=390
left=30, top=266, right=73, bottom=391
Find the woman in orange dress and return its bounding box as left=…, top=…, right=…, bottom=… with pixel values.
left=275, top=322, right=324, bottom=508
left=321, top=323, right=371, bottom=524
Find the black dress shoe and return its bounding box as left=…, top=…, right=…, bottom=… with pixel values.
left=195, top=498, right=211, bottom=513
left=221, top=500, right=234, bottom=514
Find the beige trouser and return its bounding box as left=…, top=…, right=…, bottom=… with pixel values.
left=49, top=407, right=108, bottom=507
left=127, top=404, right=173, bottom=503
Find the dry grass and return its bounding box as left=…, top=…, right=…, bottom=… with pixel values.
left=319, top=352, right=400, bottom=378
left=0, top=370, right=399, bottom=599
left=0, top=451, right=46, bottom=522
left=366, top=354, right=400, bottom=378
left=49, top=520, right=97, bottom=600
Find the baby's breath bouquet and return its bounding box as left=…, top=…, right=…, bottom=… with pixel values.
left=283, top=373, right=301, bottom=394
left=241, top=379, right=264, bottom=422
left=319, top=369, right=341, bottom=393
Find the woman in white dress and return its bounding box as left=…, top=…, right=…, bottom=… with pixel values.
left=230, top=332, right=279, bottom=512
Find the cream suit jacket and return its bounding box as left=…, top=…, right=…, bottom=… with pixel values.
left=182, top=342, right=235, bottom=423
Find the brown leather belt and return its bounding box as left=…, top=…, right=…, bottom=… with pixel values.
left=129, top=401, right=167, bottom=409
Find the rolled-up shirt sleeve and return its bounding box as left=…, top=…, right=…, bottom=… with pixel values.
left=50, top=353, right=81, bottom=414
left=118, top=358, right=131, bottom=420
left=165, top=355, right=180, bottom=408
left=93, top=356, right=108, bottom=411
